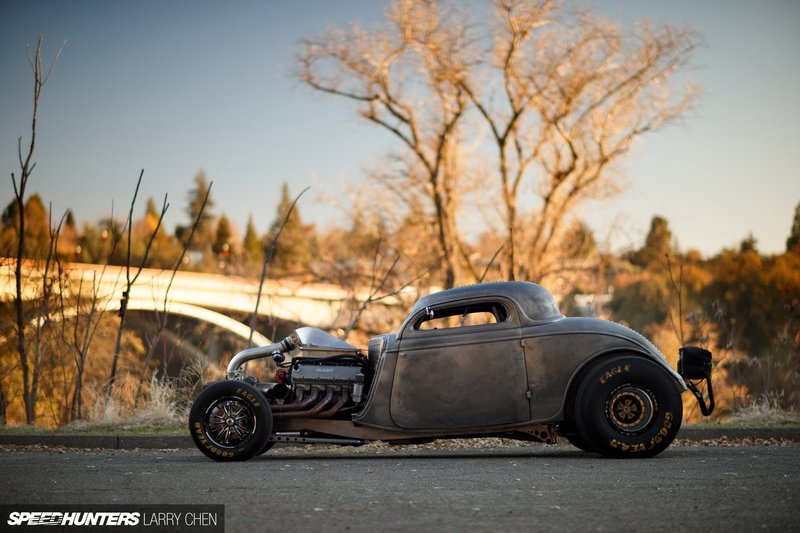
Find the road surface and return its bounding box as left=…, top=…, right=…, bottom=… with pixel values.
left=1, top=443, right=797, bottom=532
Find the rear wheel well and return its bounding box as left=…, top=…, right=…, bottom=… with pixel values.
left=562, top=351, right=669, bottom=429
left=564, top=352, right=634, bottom=422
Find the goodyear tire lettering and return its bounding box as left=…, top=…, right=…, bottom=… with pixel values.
left=188, top=381, right=272, bottom=462
left=577, top=356, right=683, bottom=458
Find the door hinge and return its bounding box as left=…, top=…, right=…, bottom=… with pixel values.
left=526, top=390, right=532, bottom=399
left=520, top=339, right=526, bottom=347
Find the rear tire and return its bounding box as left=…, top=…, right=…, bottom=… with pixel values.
left=189, top=381, right=272, bottom=462
left=574, top=356, right=682, bottom=458
left=564, top=432, right=595, bottom=452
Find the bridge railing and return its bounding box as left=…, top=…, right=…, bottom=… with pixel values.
left=1, top=259, right=407, bottom=331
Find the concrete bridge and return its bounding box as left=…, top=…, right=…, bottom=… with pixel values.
left=1, top=260, right=405, bottom=347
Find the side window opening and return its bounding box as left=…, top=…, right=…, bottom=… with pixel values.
left=416, top=302, right=508, bottom=331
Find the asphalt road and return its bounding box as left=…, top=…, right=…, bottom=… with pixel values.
left=1, top=444, right=798, bottom=533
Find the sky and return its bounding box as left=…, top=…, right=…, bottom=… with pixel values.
left=1, top=0, right=799, bottom=258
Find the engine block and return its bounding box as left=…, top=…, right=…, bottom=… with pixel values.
left=291, top=362, right=365, bottom=403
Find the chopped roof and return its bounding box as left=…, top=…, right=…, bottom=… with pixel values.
left=410, top=281, right=562, bottom=323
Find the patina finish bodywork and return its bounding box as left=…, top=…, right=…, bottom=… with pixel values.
left=191, top=281, right=711, bottom=461
left=353, top=281, right=684, bottom=432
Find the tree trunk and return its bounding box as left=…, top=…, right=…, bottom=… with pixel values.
left=0, top=383, right=7, bottom=425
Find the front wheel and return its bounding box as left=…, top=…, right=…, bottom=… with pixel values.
left=189, top=381, right=272, bottom=462
left=574, top=356, right=683, bottom=459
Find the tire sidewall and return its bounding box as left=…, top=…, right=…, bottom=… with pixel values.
left=564, top=432, right=595, bottom=452
left=575, top=356, right=683, bottom=458
left=189, top=381, right=272, bottom=462
left=258, top=441, right=276, bottom=456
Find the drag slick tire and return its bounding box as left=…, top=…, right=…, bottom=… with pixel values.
left=574, top=356, right=683, bottom=459
left=258, top=441, right=275, bottom=455
left=189, top=381, right=272, bottom=462
left=564, top=432, right=595, bottom=453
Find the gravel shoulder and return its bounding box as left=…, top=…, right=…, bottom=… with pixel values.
left=0, top=425, right=798, bottom=452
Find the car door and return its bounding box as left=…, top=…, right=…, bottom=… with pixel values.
left=389, top=299, right=530, bottom=429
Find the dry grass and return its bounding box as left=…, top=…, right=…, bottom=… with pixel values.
left=68, top=372, right=190, bottom=433
left=726, top=393, right=800, bottom=427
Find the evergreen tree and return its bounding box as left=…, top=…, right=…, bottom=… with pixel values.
left=176, top=171, right=214, bottom=249
left=739, top=234, right=758, bottom=254
left=631, top=216, right=672, bottom=267
left=0, top=194, right=51, bottom=259
left=134, top=196, right=178, bottom=268
left=787, top=201, right=800, bottom=252
left=243, top=215, right=262, bottom=266
left=59, top=209, right=80, bottom=259
left=266, top=183, right=312, bottom=275
left=213, top=215, right=233, bottom=257
left=145, top=197, right=160, bottom=219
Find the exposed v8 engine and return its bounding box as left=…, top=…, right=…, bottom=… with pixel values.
left=290, top=359, right=365, bottom=404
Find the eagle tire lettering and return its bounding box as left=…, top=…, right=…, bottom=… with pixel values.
left=574, top=356, right=683, bottom=458
left=188, top=381, right=272, bottom=462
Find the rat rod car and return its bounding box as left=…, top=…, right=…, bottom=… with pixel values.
left=189, top=281, right=714, bottom=461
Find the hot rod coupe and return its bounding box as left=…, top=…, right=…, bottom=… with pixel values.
left=189, top=281, right=714, bottom=461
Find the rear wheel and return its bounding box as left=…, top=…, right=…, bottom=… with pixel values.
left=189, top=381, right=272, bottom=462
left=564, top=432, right=595, bottom=452
left=574, top=356, right=682, bottom=458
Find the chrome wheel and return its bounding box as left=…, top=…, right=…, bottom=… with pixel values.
left=189, top=380, right=272, bottom=461
left=205, top=397, right=257, bottom=448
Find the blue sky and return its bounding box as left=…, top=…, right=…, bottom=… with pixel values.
left=1, top=0, right=799, bottom=257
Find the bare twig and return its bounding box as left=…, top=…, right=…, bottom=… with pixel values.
left=664, top=253, right=685, bottom=346
left=478, top=244, right=505, bottom=284
left=248, top=186, right=310, bottom=346
left=342, top=236, right=401, bottom=341
left=107, top=170, right=170, bottom=395
left=133, top=182, right=209, bottom=406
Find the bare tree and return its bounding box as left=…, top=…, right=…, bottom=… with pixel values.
left=63, top=270, right=105, bottom=422
left=463, top=0, right=698, bottom=281
left=107, top=171, right=169, bottom=395
left=298, top=1, right=474, bottom=288
left=9, top=34, right=65, bottom=424
left=27, top=206, right=68, bottom=423
left=298, top=0, right=698, bottom=285
left=56, top=202, right=127, bottom=422
left=340, top=236, right=400, bottom=341
left=134, top=183, right=210, bottom=407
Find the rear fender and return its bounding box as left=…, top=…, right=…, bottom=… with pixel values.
left=562, top=347, right=686, bottom=422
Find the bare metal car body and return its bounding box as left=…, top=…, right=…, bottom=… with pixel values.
left=190, top=282, right=714, bottom=461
